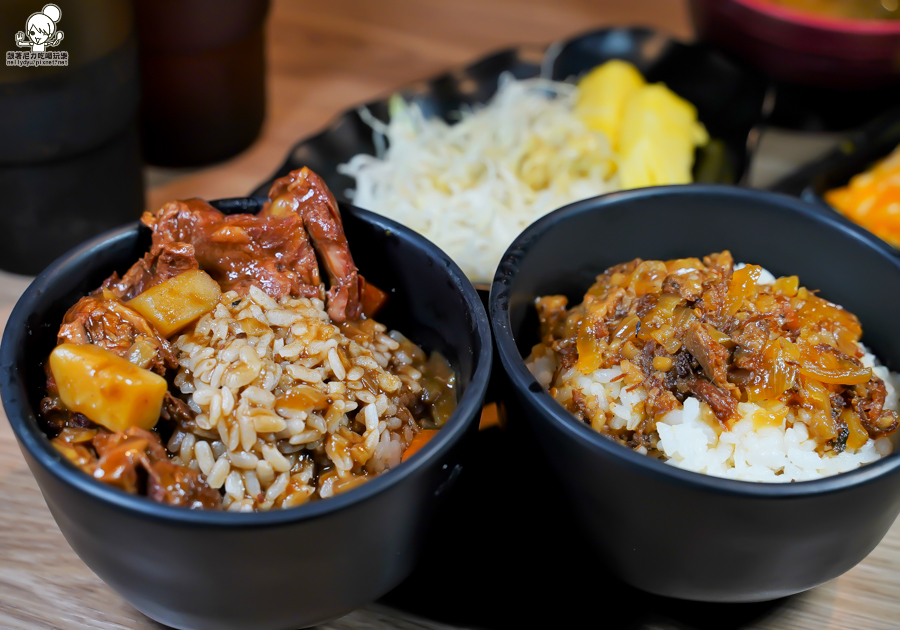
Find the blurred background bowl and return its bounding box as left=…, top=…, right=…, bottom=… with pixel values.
left=491, top=186, right=900, bottom=602
left=0, top=198, right=492, bottom=630
left=690, top=0, right=900, bottom=90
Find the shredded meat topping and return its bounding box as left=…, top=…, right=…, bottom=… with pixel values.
left=531, top=251, right=898, bottom=455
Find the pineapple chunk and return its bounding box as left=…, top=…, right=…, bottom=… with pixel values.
left=576, top=59, right=646, bottom=150
left=617, top=84, right=709, bottom=189
left=49, top=343, right=167, bottom=432
left=127, top=269, right=221, bottom=337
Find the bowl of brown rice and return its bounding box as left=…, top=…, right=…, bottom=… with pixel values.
left=0, top=195, right=492, bottom=630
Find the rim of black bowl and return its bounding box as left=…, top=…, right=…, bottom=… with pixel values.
left=491, top=184, right=900, bottom=499
left=803, top=191, right=900, bottom=258
left=0, top=203, right=492, bottom=527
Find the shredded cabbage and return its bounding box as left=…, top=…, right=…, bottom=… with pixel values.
left=338, top=75, right=620, bottom=283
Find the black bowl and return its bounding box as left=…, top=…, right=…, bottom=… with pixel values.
left=490, top=186, right=900, bottom=603
left=0, top=198, right=492, bottom=630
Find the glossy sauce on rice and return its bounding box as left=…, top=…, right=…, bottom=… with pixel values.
left=170, top=287, right=455, bottom=511
left=527, top=252, right=899, bottom=481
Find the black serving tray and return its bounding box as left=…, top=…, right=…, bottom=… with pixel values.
left=251, top=27, right=769, bottom=201
left=769, top=107, right=900, bottom=228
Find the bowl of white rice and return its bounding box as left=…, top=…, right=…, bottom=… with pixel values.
left=491, top=185, right=900, bottom=603
left=1, top=198, right=493, bottom=630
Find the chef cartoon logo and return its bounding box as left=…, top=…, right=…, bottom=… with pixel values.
left=6, top=4, right=68, bottom=67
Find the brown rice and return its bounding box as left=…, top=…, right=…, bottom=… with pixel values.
left=165, top=285, right=443, bottom=511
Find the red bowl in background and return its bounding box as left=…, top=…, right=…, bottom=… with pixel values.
left=690, top=0, right=900, bottom=89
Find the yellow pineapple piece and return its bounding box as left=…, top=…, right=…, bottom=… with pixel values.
left=575, top=59, right=646, bottom=150
left=49, top=343, right=168, bottom=432
left=127, top=269, right=221, bottom=337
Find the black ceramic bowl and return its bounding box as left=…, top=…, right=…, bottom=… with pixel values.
left=0, top=198, right=492, bottom=630
left=490, top=186, right=900, bottom=603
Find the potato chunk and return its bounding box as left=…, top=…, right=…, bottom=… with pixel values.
left=49, top=343, right=167, bottom=432
left=127, top=269, right=221, bottom=337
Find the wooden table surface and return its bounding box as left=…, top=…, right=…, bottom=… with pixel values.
left=2, top=0, right=899, bottom=628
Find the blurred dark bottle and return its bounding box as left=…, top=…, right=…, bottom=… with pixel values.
left=134, top=0, right=269, bottom=167
left=0, top=1, right=144, bottom=275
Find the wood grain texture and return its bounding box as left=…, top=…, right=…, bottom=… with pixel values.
left=1, top=0, right=898, bottom=628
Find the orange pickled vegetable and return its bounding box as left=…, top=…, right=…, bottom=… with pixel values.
left=608, top=314, right=640, bottom=352
left=842, top=409, right=870, bottom=450
left=825, top=144, right=900, bottom=249
left=723, top=264, right=760, bottom=317
left=637, top=293, right=682, bottom=343
left=575, top=314, right=607, bottom=374
left=746, top=338, right=800, bottom=402
left=808, top=410, right=839, bottom=442
left=630, top=260, right=667, bottom=296
left=479, top=402, right=502, bottom=430
left=361, top=282, right=389, bottom=318
left=772, top=275, right=799, bottom=297
left=401, top=429, right=439, bottom=462
left=798, top=344, right=871, bottom=385
left=795, top=293, right=862, bottom=357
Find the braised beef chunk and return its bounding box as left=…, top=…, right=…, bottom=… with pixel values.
left=683, top=321, right=732, bottom=389
left=156, top=242, right=200, bottom=281
left=86, top=427, right=221, bottom=508
left=45, top=290, right=222, bottom=508
left=144, top=199, right=323, bottom=303
left=530, top=250, right=898, bottom=457
left=146, top=460, right=222, bottom=509
left=161, top=392, right=195, bottom=426
left=688, top=378, right=738, bottom=423
left=262, top=167, right=364, bottom=322
left=57, top=294, right=175, bottom=373
left=852, top=378, right=900, bottom=437
left=103, top=241, right=199, bottom=301
left=137, top=168, right=364, bottom=323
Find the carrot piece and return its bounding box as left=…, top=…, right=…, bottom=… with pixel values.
left=361, top=281, right=389, bottom=318
left=401, top=429, right=439, bottom=462
left=479, top=402, right=501, bottom=430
